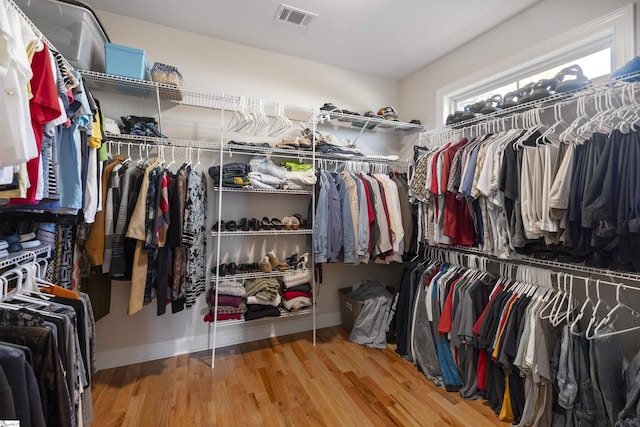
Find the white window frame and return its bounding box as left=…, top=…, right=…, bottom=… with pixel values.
left=436, top=4, right=636, bottom=126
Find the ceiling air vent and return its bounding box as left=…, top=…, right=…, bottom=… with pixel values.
left=275, top=4, right=318, bottom=27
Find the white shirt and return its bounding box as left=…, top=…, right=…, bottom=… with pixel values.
left=0, top=3, right=39, bottom=166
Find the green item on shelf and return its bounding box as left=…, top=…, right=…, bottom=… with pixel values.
left=280, top=161, right=313, bottom=172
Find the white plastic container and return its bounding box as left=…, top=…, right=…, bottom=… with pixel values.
left=14, top=0, right=109, bottom=72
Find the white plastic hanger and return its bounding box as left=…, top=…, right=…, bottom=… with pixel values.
left=592, top=283, right=640, bottom=338
left=585, top=280, right=611, bottom=340
left=569, top=277, right=594, bottom=335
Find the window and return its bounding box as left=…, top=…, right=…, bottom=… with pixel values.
left=436, top=5, right=636, bottom=125
left=455, top=48, right=612, bottom=113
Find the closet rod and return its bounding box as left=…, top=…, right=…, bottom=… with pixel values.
left=6, top=0, right=74, bottom=72
left=426, top=246, right=640, bottom=294
left=426, top=245, right=640, bottom=283
left=421, top=70, right=640, bottom=142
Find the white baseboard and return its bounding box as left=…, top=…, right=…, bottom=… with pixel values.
left=95, top=311, right=342, bottom=370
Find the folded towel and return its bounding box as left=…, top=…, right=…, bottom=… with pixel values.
left=0, top=249, right=8, bottom=258
left=216, top=294, right=243, bottom=307
left=0, top=240, right=8, bottom=250
left=286, top=283, right=312, bottom=294
left=249, top=156, right=288, bottom=180
left=249, top=179, right=276, bottom=190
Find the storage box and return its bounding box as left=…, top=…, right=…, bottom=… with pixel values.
left=338, top=287, right=365, bottom=332
left=14, top=0, right=109, bottom=72
left=105, top=43, right=151, bottom=80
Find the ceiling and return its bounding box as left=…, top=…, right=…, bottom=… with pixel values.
left=83, top=0, right=541, bottom=81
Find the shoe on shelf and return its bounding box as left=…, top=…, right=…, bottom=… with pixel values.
left=290, top=216, right=300, bottom=230
left=271, top=218, right=284, bottom=230
left=292, top=213, right=307, bottom=229
left=225, top=221, right=238, bottom=232
left=282, top=217, right=292, bottom=230
left=260, top=217, right=273, bottom=230
left=212, top=221, right=225, bottom=232
left=249, top=218, right=260, bottom=231
left=266, top=250, right=280, bottom=268
left=297, top=253, right=309, bottom=270
left=238, top=218, right=250, bottom=231
left=259, top=256, right=272, bottom=273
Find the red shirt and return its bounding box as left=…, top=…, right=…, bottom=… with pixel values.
left=11, top=44, right=61, bottom=205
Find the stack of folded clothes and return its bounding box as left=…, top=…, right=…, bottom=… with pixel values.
left=0, top=232, right=25, bottom=256
left=244, top=277, right=281, bottom=307
left=204, top=279, right=247, bottom=321
left=279, top=160, right=317, bottom=190
left=208, top=163, right=250, bottom=188
left=315, top=132, right=364, bottom=159
left=281, top=270, right=313, bottom=311
left=248, top=156, right=288, bottom=189
left=19, top=232, right=42, bottom=250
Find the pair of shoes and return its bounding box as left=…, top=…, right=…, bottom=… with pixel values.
left=261, top=217, right=284, bottom=230
left=213, top=220, right=239, bottom=232
left=238, top=262, right=260, bottom=273
left=258, top=256, right=272, bottom=273
left=276, top=137, right=312, bottom=150
left=282, top=216, right=300, bottom=230
left=297, top=253, right=309, bottom=270
left=211, top=262, right=238, bottom=277
left=267, top=250, right=290, bottom=272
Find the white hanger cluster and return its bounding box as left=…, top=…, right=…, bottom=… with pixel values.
left=0, top=252, right=53, bottom=312
left=227, top=97, right=293, bottom=136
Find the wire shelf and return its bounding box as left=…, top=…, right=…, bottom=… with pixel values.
left=0, top=245, right=51, bottom=269
left=212, top=229, right=313, bottom=237
left=213, top=187, right=313, bottom=195
left=211, top=268, right=310, bottom=281
left=79, top=70, right=316, bottom=122
left=213, top=306, right=315, bottom=326
left=223, top=144, right=314, bottom=158
left=105, top=132, right=222, bottom=150
left=317, top=111, right=424, bottom=135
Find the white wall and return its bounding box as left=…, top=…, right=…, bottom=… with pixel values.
left=92, top=10, right=409, bottom=369
left=96, top=11, right=398, bottom=114
left=399, top=0, right=640, bottom=131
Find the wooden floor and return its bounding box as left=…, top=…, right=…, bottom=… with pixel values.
left=91, top=326, right=508, bottom=426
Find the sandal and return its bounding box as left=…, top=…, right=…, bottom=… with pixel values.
left=225, top=221, right=238, bottom=232
left=271, top=217, right=284, bottom=230
left=249, top=218, right=259, bottom=231
left=260, top=217, right=273, bottom=230
left=238, top=218, right=250, bottom=231
left=286, top=254, right=298, bottom=268
left=517, top=82, right=536, bottom=105
left=212, top=220, right=225, bottom=232
left=502, top=91, right=521, bottom=109
left=480, top=94, right=502, bottom=115
left=530, top=78, right=556, bottom=100
left=555, top=65, right=592, bottom=93
left=226, top=262, right=237, bottom=276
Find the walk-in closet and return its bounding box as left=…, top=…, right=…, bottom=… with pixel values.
left=2, top=0, right=640, bottom=425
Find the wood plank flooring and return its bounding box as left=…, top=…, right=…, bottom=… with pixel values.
left=91, top=326, right=508, bottom=426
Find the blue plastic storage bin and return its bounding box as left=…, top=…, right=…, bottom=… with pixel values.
left=105, top=43, right=150, bottom=80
